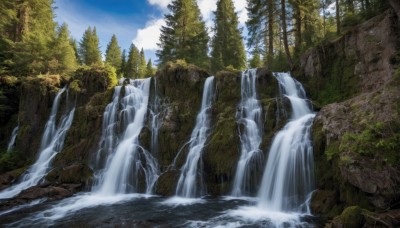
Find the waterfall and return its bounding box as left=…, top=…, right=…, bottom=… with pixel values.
left=0, top=87, right=75, bottom=199
left=150, top=77, right=164, bottom=155
left=231, top=69, right=263, bottom=197
left=258, top=72, right=315, bottom=212
left=92, top=78, right=159, bottom=195
left=175, top=76, right=215, bottom=198
left=93, top=84, right=123, bottom=171
left=7, top=126, right=19, bottom=152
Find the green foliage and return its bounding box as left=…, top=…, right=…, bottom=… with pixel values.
left=249, top=46, right=263, bottom=68
left=50, top=23, right=78, bottom=74
left=210, top=0, right=246, bottom=72
left=340, top=122, right=400, bottom=165
left=125, top=44, right=140, bottom=79
left=120, top=49, right=127, bottom=77
left=339, top=206, right=365, bottom=228
left=146, top=59, right=156, bottom=77
left=157, top=0, right=209, bottom=69
left=73, top=65, right=118, bottom=91
left=138, top=48, right=147, bottom=78
left=105, top=34, right=122, bottom=71
left=10, top=0, right=58, bottom=76
left=0, top=149, right=28, bottom=173
left=79, top=26, right=102, bottom=66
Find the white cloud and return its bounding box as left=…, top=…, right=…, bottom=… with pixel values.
left=147, top=0, right=172, bottom=9
left=233, top=0, right=248, bottom=24
left=133, top=19, right=166, bottom=50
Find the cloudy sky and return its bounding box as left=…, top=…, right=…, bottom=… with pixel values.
left=54, top=0, right=248, bottom=64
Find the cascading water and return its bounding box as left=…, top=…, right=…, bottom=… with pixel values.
left=231, top=69, right=263, bottom=197
left=257, top=72, right=315, bottom=212
left=0, top=87, right=75, bottom=199
left=93, top=83, right=123, bottom=171
left=149, top=77, right=164, bottom=155
left=93, top=78, right=159, bottom=195
left=175, top=76, right=215, bottom=198
left=7, top=126, right=19, bottom=152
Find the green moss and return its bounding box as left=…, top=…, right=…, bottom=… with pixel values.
left=339, top=121, right=400, bottom=165
left=73, top=65, right=118, bottom=92
left=339, top=206, right=365, bottom=228
left=69, top=79, right=82, bottom=93
left=0, top=149, right=29, bottom=173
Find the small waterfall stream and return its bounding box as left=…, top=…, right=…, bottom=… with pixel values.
left=175, top=76, right=215, bottom=198
left=231, top=69, right=263, bottom=197
left=0, top=87, right=75, bottom=199
left=257, top=72, right=315, bottom=212
left=7, top=126, right=19, bottom=152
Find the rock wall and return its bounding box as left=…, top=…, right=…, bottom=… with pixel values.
left=296, top=9, right=400, bottom=226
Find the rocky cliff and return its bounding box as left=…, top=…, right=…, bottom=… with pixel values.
left=297, top=9, right=400, bottom=227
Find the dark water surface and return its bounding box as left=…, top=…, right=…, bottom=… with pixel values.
left=0, top=194, right=319, bottom=227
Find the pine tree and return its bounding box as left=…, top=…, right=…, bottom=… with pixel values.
left=146, top=59, right=155, bottom=77
left=105, top=34, right=122, bottom=70
left=51, top=23, right=78, bottom=74
left=119, top=49, right=126, bottom=77
left=246, top=0, right=276, bottom=66
left=70, top=38, right=81, bottom=64
left=125, top=44, right=140, bottom=79
left=138, top=48, right=147, bottom=78
left=210, top=0, right=246, bottom=72
left=12, top=0, right=57, bottom=75
left=0, top=0, right=16, bottom=74
left=157, top=0, right=209, bottom=69
left=79, top=26, right=102, bottom=66
left=249, top=45, right=263, bottom=68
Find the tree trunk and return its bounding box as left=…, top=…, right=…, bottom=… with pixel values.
left=294, top=0, right=302, bottom=56
left=389, top=0, right=400, bottom=19
left=281, top=0, right=293, bottom=69
left=336, top=0, right=340, bottom=35
left=267, top=0, right=274, bottom=65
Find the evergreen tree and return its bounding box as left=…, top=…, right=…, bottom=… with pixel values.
left=12, top=0, right=57, bottom=75
left=138, top=48, right=147, bottom=78
left=0, top=0, right=16, bottom=74
left=119, top=49, right=126, bottom=77
left=105, top=34, right=122, bottom=70
left=246, top=0, right=276, bottom=66
left=146, top=59, right=156, bottom=77
left=79, top=26, right=102, bottom=66
left=70, top=38, right=81, bottom=64
left=125, top=44, right=140, bottom=78
left=249, top=45, right=263, bottom=68
left=51, top=23, right=78, bottom=74
left=210, top=0, right=246, bottom=72
left=157, top=0, right=209, bottom=69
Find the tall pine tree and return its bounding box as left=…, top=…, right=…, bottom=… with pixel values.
left=210, top=0, right=246, bottom=72
left=157, top=0, right=209, bottom=69
left=12, top=0, right=57, bottom=75
left=125, top=44, right=140, bottom=79
left=138, top=48, right=147, bottom=78
left=119, top=49, right=126, bottom=77
left=79, top=26, right=102, bottom=66
left=51, top=23, right=78, bottom=74
left=146, top=59, right=155, bottom=77
left=105, top=34, right=122, bottom=70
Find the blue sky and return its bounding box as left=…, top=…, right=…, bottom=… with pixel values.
left=54, top=0, right=248, bottom=64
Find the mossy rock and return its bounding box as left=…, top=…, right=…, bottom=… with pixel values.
left=46, top=163, right=93, bottom=188
left=154, top=170, right=180, bottom=196
left=339, top=206, right=365, bottom=228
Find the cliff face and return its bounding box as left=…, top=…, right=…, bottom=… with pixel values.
left=297, top=10, right=400, bottom=226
